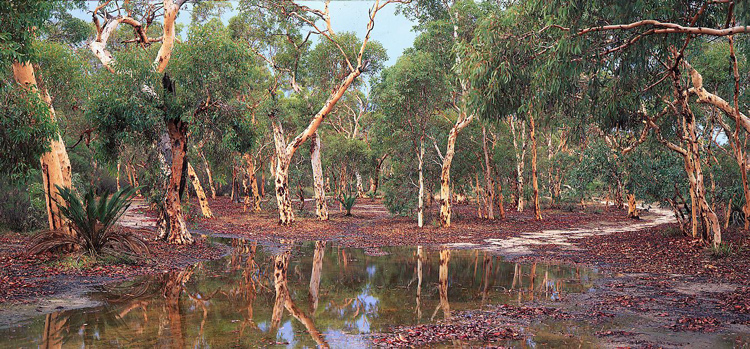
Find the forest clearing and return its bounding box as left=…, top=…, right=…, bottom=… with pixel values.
left=1, top=0, right=750, bottom=348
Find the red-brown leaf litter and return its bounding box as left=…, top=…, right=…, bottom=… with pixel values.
left=1, top=197, right=749, bottom=348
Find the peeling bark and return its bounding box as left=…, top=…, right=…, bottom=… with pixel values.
left=12, top=62, right=71, bottom=234
left=482, top=125, right=495, bottom=220
left=163, top=120, right=193, bottom=244
left=510, top=116, right=527, bottom=212
left=418, top=137, right=425, bottom=228
left=310, top=132, right=328, bottom=220
left=529, top=112, right=542, bottom=220
left=438, top=112, right=474, bottom=227
left=309, top=241, right=325, bottom=312
left=187, top=162, right=213, bottom=218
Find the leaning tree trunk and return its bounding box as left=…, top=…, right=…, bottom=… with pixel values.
left=418, top=138, right=425, bottom=228
left=310, top=132, right=328, bottom=220
left=529, top=112, right=542, bottom=220
left=12, top=62, right=72, bottom=235
left=187, top=162, right=213, bottom=218
left=198, top=149, right=216, bottom=199
left=439, top=112, right=474, bottom=227
left=162, top=119, right=193, bottom=244
left=482, top=125, right=495, bottom=220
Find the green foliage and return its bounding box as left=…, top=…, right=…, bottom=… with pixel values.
left=0, top=0, right=54, bottom=64
left=709, top=242, right=742, bottom=259
left=0, top=81, right=57, bottom=177
left=29, top=186, right=148, bottom=257
left=0, top=176, right=46, bottom=233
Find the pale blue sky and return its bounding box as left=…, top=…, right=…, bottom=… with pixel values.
left=76, top=1, right=418, bottom=67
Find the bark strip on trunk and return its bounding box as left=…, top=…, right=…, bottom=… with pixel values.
left=529, top=112, right=542, bottom=220
left=12, top=62, right=71, bottom=234
left=482, top=125, right=495, bottom=220
left=310, top=132, right=329, bottom=220
left=187, top=162, right=213, bottom=218
left=439, top=112, right=475, bottom=227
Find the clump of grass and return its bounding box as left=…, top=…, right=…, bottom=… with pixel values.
left=709, top=242, right=742, bottom=259
left=659, top=227, right=684, bottom=238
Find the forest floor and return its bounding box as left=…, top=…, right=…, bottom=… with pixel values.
left=0, top=196, right=748, bottom=348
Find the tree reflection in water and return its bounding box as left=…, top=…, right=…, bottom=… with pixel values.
left=14, top=244, right=598, bottom=348
left=431, top=248, right=451, bottom=321
left=270, top=242, right=330, bottom=348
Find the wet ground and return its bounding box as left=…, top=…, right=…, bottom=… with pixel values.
left=1, top=199, right=749, bottom=348
left=0, top=242, right=596, bottom=348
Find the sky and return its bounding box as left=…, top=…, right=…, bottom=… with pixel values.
left=75, top=1, right=419, bottom=67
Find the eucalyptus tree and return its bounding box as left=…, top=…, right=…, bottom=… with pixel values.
left=87, top=0, right=261, bottom=244
left=531, top=0, right=750, bottom=246
left=235, top=0, right=397, bottom=225
left=372, top=51, right=449, bottom=227
left=401, top=0, right=493, bottom=227
left=1, top=0, right=81, bottom=233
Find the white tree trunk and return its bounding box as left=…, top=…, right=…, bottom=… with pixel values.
left=310, top=132, right=328, bottom=220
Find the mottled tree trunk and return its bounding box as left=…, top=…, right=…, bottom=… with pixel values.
left=496, top=181, right=506, bottom=219
left=162, top=120, right=193, bottom=244
left=433, top=249, right=451, bottom=320
left=12, top=62, right=71, bottom=234
left=309, top=241, right=325, bottom=312
left=482, top=125, right=495, bottom=220
left=272, top=121, right=294, bottom=225
left=529, top=112, right=542, bottom=220
left=198, top=150, right=216, bottom=199
left=510, top=116, right=526, bottom=212
left=439, top=112, right=474, bottom=227
left=626, top=193, right=639, bottom=219
left=418, top=138, right=425, bottom=228
left=187, top=162, right=213, bottom=218
left=310, top=132, right=328, bottom=220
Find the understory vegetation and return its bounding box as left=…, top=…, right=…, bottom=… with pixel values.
left=1, top=0, right=749, bottom=255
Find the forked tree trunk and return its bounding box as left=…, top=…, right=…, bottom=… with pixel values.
left=529, top=112, right=542, bottom=220
left=418, top=138, right=425, bottom=228
left=439, top=112, right=474, bottom=227
left=187, top=162, right=213, bottom=218
left=371, top=153, right=388, bottom=196
left=12, top=62, right=71, bottom=234
left=310, top=132, right=328, bottom=220
left=482, top=125, right=495, bottom=220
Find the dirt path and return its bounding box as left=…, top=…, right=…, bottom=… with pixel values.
left=445, top=204, right=675, bottom=256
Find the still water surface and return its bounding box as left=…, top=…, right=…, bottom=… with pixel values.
left=0, top=241, right=597, bottom=348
